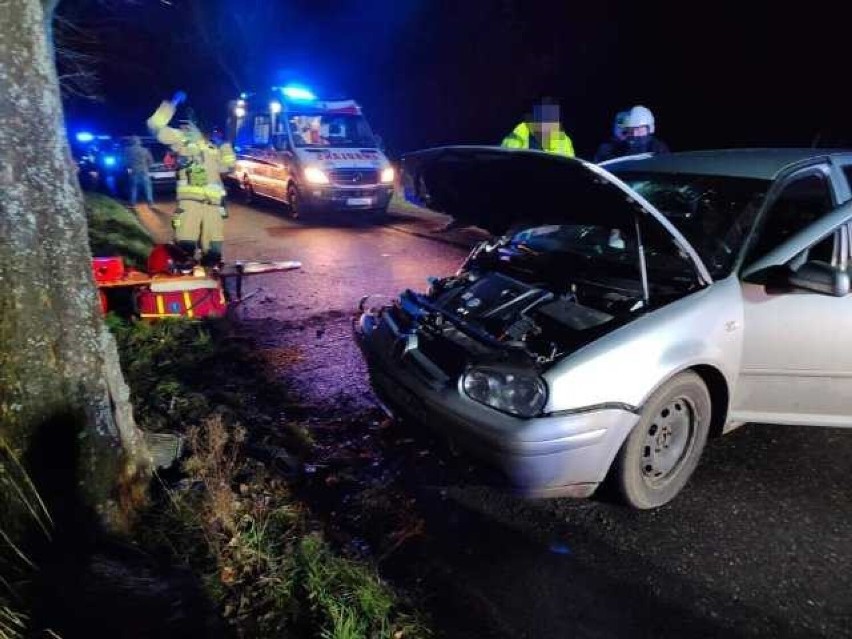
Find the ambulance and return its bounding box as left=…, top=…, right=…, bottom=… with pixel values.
left=227, top=85, right=395, bottom=217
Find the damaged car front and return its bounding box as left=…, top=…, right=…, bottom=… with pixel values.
left=355, top=147, right=737, bottom=508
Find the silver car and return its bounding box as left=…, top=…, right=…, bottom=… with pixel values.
left=355, top=147, right=852, bottom=508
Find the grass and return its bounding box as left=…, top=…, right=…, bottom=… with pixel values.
left=136, top=414, right=428, bottom=638
left=0, top=606, right=27, bottom=639
left=106, top=318, right=429, bottom=637
left=107, top=317, right=219, bottom=433
left=0, top=441, right=54, bottom=639
left=85, top=192, right=154, bottom=268
left=86, top=191, right=430, bottom=637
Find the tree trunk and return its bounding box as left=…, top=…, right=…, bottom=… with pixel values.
left=0, top=0, right=150, bottom=530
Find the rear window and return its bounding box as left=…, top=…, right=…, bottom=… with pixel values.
left=144, top=142, right=170, bottom=162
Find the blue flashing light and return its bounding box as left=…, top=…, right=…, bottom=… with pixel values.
left=76, top=131, right=94, bottom=142
left=281, top=85, right=316, bottom=101
left=103, top=155, right=117, bottom=167
left=240, top=92, right=248, bottom=99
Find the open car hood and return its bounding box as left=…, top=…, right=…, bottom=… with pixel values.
left=401, top=146, right=711, bottom=284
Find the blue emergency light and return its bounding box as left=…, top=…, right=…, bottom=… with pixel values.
left=281, top=85, right=316, bottom=101
left=76, top=131, right=94, bottom=142
left=103, top=155, right=117, bottom=167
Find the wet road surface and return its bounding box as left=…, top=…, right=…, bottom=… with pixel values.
left=141, top=196, right=852, bottom=637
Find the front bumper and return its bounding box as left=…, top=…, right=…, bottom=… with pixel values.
left=354, top=310, right=639, bottom=498
left=150, top=170, right=177, bottom=187
left=303, top=185, right=394, bottom=210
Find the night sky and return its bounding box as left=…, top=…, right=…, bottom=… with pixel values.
left=61, top=0, right=852, bottom=159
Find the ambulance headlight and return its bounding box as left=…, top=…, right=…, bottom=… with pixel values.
left=380, top=167, right=395, bottom=184
left=304, top=166, right=330, bottom=185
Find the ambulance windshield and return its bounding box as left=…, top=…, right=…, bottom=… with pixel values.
left=288, top=113, right=377, bottom=148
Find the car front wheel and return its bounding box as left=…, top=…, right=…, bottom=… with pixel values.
left=613, top=371, right=711, bottom=509
left=242, top=176, right=255, bottom=204
left=287, top=184, right=303, bottom=219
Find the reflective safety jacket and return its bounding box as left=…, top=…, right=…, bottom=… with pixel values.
left=501, top=122, right=575, bottom=157
left=147, top=101, right=237, bottom=203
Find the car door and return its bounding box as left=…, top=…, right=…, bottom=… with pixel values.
left=267, top=137, right=293, bottom=202
left=273, top=133, right=296, bottom=202
left=733, top=166, right=852, bottom=427
left=248, top=154, right=274, bottom=198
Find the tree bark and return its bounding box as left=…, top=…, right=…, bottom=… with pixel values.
left=0, top=0, right=150, bottom=529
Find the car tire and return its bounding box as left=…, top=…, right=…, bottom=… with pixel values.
left=287, top=183, right=307, bottom=219
left=613, top=371, right=711, bottom=509
left=242, top=177, right=255, bottom=204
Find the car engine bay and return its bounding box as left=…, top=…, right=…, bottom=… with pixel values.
left=373, top=227, right=701, bottom=373
left=417, top=267, right=644, bottom=362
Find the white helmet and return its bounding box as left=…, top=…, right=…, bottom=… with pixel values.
left=624, top=105, right=655, bottom=134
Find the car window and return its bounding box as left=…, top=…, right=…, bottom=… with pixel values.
left=746, top=172, right=834, bottom=264
left=806, top=232, right=836, bottom=263
left=615, top=171, right=770, bottom=279
left=841, top=166, right=852, bottom=199
left=144, top=142, right=170, bottom=162
left=506, top=218, right=698, bottom=288
left=271, top=134, right=290, bottom=151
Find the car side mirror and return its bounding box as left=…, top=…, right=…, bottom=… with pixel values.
left=789, top=261, right=850, bottom=297
left=374, top=134, right=385, bottom=151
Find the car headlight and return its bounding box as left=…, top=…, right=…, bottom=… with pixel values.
left=304, top=166, right=329, bottom=184
left=380, top=167, right=395, bottom=183
left=462, top=367, right=547, bottom=417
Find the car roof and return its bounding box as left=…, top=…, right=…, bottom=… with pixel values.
left=602, top=148, right=852, bottom=181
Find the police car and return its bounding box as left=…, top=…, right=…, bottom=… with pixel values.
left=227, top=86, right=395, bottom=217
left=72, top=132, right=177, bottom=193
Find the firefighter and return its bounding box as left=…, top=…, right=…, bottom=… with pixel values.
left=146, top=91, right=236, bottom=267
left=501, top=98, right=575, bottom=157
left=595, top=105, right=670, bottom=163
left=594, top=110, right=629, bottom=162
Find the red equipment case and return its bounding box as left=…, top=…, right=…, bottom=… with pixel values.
left=136, top=276, right=227, bottom=319
left=92, top=257, right=126, bottom=283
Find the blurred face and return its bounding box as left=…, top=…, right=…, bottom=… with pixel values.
left=532, top=104, right=560, bottom=137
left=625, top=125, right=650, bottom=139
left=538, top=120, right=559, bottom=137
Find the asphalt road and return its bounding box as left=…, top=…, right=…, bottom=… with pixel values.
left=139, top=195, right=852, bottom=638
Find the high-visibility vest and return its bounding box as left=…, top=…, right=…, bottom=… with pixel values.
left=147, top=100, right=236, bottom=204
left=501, top=122, right=575, bottom=157
left=176, top=183, right=227, bottom=203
